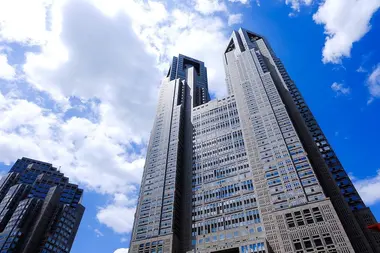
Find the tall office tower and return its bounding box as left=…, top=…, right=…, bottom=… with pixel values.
left=0, top=157, right=84, bottom=252
left=270, top=45, right=380, bottom=253
left=130, top=55, right=210, bottom=253
left=225, top=29, right=380, bottom=252
left=130, top=28, right=377, bottom=253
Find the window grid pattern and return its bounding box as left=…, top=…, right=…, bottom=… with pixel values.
left=191, top=97, right=265, bottom=252
left=258, top=32, right=379, bottom=252
left=222, top=28, right=355, bottom=253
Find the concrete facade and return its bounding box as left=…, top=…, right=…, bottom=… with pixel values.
left=130, top=55, right=209, bottom=253
left=223, top=28, right=379, bottom=253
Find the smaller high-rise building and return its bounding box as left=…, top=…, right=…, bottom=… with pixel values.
left=0, top=157, right=84, bottom=253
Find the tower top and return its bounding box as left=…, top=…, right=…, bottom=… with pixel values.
left=225, top=28, right=265, bottom=54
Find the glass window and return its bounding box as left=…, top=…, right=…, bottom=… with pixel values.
left=294, top=242, right=302, bottom=250
left=324, top=237, right=333, bottom=245
left=314, top=238, right=322, bottom=247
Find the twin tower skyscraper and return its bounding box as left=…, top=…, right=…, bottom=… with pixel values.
left=130, top=28, right=380, bottom=253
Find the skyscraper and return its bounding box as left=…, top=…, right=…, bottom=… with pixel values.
left=222, top=28, right=379, bottom=253
left=130, top=28, right=379, bottom=253
left=130, top=55, right=210, bottom=253
left=0, top=157, right=84, bottom=252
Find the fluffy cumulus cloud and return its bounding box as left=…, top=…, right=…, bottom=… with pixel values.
left=135, top=5, right=231, bottom=97
left=228, top=13, right=243, bottom=26
left=367, top=63, right=380, bottom=103
left=22, top=0, right=232, bottom=99
left=195, top=0, right=227, bottom=14
left=331, top=82, right=351, bottom=96
left=0, top=0, right=52, bottom=45
left=352, top=169, right=380, bottom=206
left=114, top=248, right=129, bottom=253
left=23, top=0, right=161, bottom=139
left=313, top=0, right=380, bottom=64
left=96, top=193, right=137, bottom=234
left=282, top=0, right=379, bottom=64
left=0, top=0, right=242, bottom=235
left=0, top=91, right=145, bottom=194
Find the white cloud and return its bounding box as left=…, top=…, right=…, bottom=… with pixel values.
left=94, top=228, right=104, bottom=237
left=0, top=92, right=145, bottom=194
left=154, top=13, right=229, bottom=97
left=120, top=237, right=128, bottom=243
left=23, top=0, right=161, bottom=142
left=97, top=205, right=135, bottom=233
left=367, top=63, right=380, bottom=103
left=331, top=82, right=351, bottom=96
left=0, top=54, right=16, bottom=80
left=96, top=193, right=136, bottom=234
left=0, top=0, right=241, bottom=235
left=195, top=0, right=227, bottom=14
left=285, top=0, right=312, bottom=12
left=357, top=66, right=367, bottom=73
left=229, top=0, right=250, bottom=4
left=114, top=248, right=129, bottom=253
left=92, top=0, right=231, bottom=97
left=313, top=0, right=380, bottom=64
left=113, top=193, right=137, bottom=207
left=22, top=0, right=232, bottom=133
left=352, top=169, right=380, bottom=206
left=0, top=0, right=52, bottom=45
left=228, top=13, right=243, bottom=26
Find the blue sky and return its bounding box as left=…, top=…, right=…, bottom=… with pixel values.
left=0, top=0, right=379, bottom=252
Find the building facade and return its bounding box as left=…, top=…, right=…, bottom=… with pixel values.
left=0, top=157, right=84, bottom=252
left=130, top=28, right=379, bottom=253
left=270, top=45, right=380, bottom=253
left=130, top=55, right=210, bottom=253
